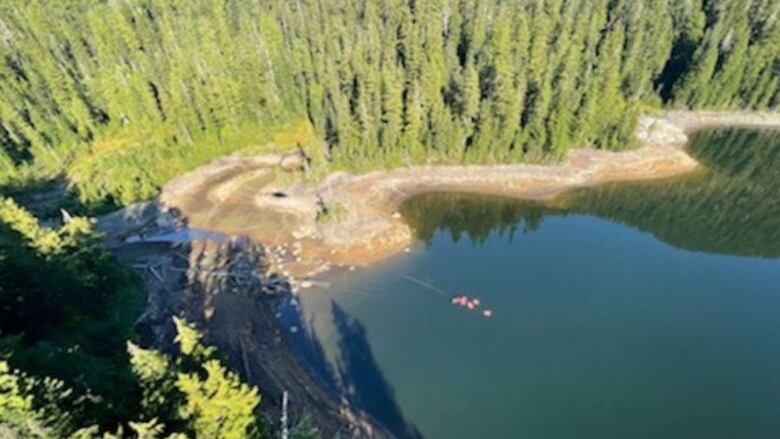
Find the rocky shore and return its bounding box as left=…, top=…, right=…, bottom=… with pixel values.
left=99, top=110, right=780, bottom=437
left=155, top=112, right=707, bottom=269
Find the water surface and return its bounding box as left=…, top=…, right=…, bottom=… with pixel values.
left=289, top=129, right=780, bottom=438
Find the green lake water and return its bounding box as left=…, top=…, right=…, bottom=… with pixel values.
left=286, top=129, right=780, bottom=438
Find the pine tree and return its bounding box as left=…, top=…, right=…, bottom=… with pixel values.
left=0, top=0, right=778, bottom=205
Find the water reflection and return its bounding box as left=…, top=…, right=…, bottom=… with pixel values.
left=402, top=129, right=780, bottom=258
left=290, top=128, right=780, bottom=438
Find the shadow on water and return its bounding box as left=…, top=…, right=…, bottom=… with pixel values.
left=283, top=298, right=423, bottom=438
left=126, top=233, right=400, bottom=437
left=279, top=301, right=341, bottom=396
left=330, top=302, right=423, bottom=439
left=1, top=168, right=417, bottom=436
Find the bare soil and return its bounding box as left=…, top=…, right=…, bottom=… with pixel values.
left=156, top=113, right=712, bottom=270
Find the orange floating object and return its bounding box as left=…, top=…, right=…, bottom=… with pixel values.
left=483, top=310, right=493, bottom=317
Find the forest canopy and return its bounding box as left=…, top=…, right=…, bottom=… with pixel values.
left=1, top=1, right=779, bottom=436
left=0, top=196, right=273, bottom=437
left=0, top=0, right=779, bottom=206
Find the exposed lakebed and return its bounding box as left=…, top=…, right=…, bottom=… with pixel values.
left=283, top=129, right=780, bottom=438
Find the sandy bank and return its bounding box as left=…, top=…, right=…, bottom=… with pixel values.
left=661, top=111, right=780, bottom=133
left=156, top=112, right=707, bottom=268
left=155, top=111, right=780, bottom=269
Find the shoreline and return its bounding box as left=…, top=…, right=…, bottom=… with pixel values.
left=109, top=237, right=394, bottom=438
left=255, top=111, right=780, bottom=268
left=100, top=110, right=780, bottom=436
left=109, top=112, right=780, bottom=276
left=157, top=112, right=708, bottom=269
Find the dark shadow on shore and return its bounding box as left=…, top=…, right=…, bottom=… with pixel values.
left=120, top=232, right=369, bottom=436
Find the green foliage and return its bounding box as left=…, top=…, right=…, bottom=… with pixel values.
left=0, top=197, right=142, bottom=425
left=316, top=202, right=347, bottom=225
left=2, top=318, right=267, bottom=438
left=177, top=360, right=260, bottom=439
left=0, top=362, right=37, bottom=428
left=0, top=361, right=83, bottom=439
left=0, top=198, right=307, bottom=438
left=289, top=414, right=320, bottom=439
left=0, top=0, right=777, bottom=207
left=127, top=343, right=177, bottom=423
left=129, top=318, right=264, bottom=439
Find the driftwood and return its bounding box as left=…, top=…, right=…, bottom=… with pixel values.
left=148, top=266, right=166, bottom=284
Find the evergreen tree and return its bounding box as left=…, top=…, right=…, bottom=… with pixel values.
left=0, top=0, right=777, bottom=205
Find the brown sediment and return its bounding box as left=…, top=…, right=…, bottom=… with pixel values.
left=157, top=113, right=707, bottom=270
left=100, top=110, right=780, bottom=437
left=112, top=111, right=780, bottom=271
left=661, top=110, right=780, bottom=133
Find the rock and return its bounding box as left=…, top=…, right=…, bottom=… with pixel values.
left=392, top=212, right=402, bottom=219
left=295, top=226, right=318, bottom=239
left=301, top=281, right=313, bottom=289
left=637, top=115, right=688, bottom=146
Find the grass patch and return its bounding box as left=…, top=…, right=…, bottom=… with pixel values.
left=316, top=201, right=347, bottom=224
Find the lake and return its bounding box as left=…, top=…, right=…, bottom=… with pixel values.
left=285, top=129, right=780, bottom=438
